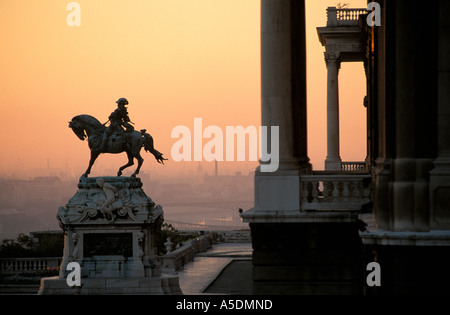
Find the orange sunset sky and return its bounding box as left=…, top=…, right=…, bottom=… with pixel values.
left=0, top=0, right=367, bottom=178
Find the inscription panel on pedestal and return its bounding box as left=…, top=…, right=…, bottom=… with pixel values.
left=83, top=233, right=133, bottom=257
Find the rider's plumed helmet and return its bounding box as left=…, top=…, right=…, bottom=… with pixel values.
left=116, top=98, right=128, bottom=106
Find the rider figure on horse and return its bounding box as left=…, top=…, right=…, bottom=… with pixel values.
left=100, top=98, right=134, bottom=151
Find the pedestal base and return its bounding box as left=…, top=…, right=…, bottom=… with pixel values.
left=40, top=176, right=181, bottom=295
left=242, top=212, right=365, bottom=295
left=38, top=275, right=182, bottom=295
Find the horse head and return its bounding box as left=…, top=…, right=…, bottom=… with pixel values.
left=69, top=117, right=87, bottom=140
left=69, top=115, right=104, bottom=141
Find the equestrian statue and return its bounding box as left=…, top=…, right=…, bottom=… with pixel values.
left=69, top=98, right=167, bottom=178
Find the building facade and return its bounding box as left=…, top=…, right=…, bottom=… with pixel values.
left=242, top=0, right=450, bottom=295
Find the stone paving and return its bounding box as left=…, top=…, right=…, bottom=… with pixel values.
left=202, top=259, right=253, bottom=295
left=172, top=243, right=252, bottom=295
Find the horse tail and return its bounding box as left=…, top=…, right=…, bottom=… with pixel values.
left=141, top=130, right=162, bottom=157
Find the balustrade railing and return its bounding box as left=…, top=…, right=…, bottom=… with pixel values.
left=327, top=7, right=367, bottom=27
left=301, top=173, right=372, bottom=211
left=160, top=233, right=213, bottom=272
left=0, top=257, right=61, bottom=275
left=341, top=161, right=368, bottom=172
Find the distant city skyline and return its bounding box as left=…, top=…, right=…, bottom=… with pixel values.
left=0, top=158, right=259, bottom=180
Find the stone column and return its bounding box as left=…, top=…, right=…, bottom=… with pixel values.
left=260, top=0, right=309, bottom=170
left=371, top=0, right=396, bottom=231
left=430, top=0, right=450, bottom=229
left=392, top=1, right=436, bottom=232
left=324, top=51, right=342, bottom=171
left=254, top=0, right=310, bottom=212
left=242, top=2, right=365, bottom=295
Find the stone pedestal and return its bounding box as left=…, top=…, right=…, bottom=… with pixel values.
left=242, top=210, right=365, bottom=295
left=38, top=177, right=182, bottom=295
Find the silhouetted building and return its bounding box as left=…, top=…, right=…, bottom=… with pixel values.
left=360, top=0, right=450, bottom=295
left=242, top=0, right=450, bottom=295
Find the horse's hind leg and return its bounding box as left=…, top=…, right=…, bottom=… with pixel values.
left=131, top=153, right=144, bottom=178
left=117, top=152, right=134, bottom=176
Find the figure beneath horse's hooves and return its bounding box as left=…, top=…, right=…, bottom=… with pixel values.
left=68, top=98, right=167, bottom=178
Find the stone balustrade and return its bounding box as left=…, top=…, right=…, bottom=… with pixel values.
left=160, top=233, right=214, bottom=273
left=301, top=173, right=372, bottom=211
left=327, top=7, right=367, bottom=27
left=341, top=161, right=368, bottom=172
left=0, top=257, right=61, bottom=275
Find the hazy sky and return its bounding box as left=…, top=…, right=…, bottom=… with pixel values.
left=0, top=0, right=367, bottom=178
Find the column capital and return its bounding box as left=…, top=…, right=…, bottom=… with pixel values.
left=324, top=51, right=341, bottom=69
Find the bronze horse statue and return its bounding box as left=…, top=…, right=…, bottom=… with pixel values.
left=69, top=114, right=167, bottom=178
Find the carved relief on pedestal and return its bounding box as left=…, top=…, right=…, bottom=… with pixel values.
left=57, top=177, right=162, bottom=227
left=137, top=230, right=145, bottom=259
left=72, top=232, right=79, bottom=260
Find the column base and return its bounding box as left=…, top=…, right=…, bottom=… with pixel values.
left=254, top=163, right=311, bottom=212
left=254, top=171, right=301, bottom=211
left=325, top=157, right=342, bottom=171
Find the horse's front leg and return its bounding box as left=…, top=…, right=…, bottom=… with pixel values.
left=118, top=152, right=134, bottom=177
left=81, top=151, right=100, bottom=179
